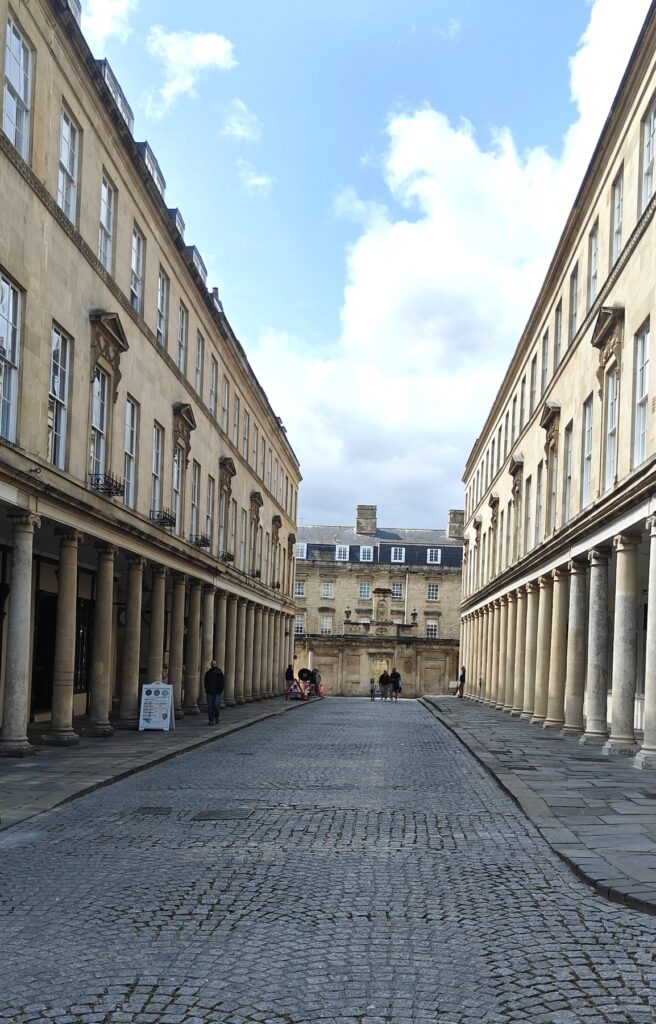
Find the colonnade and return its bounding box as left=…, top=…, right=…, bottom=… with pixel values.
left=0, top=513, right=294, bottom=757
left=460, top=519, right=656, bottom=768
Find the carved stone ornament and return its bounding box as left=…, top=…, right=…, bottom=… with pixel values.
left=488, top=492, right=500, bottom=528
left=271, top=514, right=282, bottom=544
left=89, top=310, right=129, bottom=404
left=219, top=455, right=236, bottom=498
left=591, top=305, right=624, bottom=397
left=508, top=454, right=524, bottom=505
left=473, top=515, right=482, bottom=548
left=250, top=490, right=264, bottom=526
left=539, top=401, right=561, bottom=462
left=287, top=532, right=296, bottom=558
left=171, top=402, right=197, bottom=467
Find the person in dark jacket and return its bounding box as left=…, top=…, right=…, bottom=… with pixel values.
left=285, top=664, right=294, bottom=684
left=204, top=660, right=225, bottom=724
left=390, top=668, right=402, bottom=702
left=457, top=666, right=466, bottom=698
left=379, top=670, right=391, bottom=701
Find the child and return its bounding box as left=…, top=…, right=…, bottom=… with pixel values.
left=370, top=677, right=376, bottom=701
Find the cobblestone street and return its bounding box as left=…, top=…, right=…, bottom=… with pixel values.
left=4, top=699, right=656, bottom=1024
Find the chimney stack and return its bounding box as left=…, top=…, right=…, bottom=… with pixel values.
left=356, top=504, right=377, bottom=535
left=447, top=509, right=464, bottom=540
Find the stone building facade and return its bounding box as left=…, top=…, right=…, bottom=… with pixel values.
left=460, top=2, right=656, bottom=766
left=0, top=0, right=300, bottom=755
left=293, top=505, right=463, bottom=696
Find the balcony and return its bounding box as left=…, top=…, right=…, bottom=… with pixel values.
left=151, top=508, right=176, bottom=528
left=190, top=533, right=211, bottom=548
left=219, top=551, right=234, bottom=563
left=89, top=471, right=125, bottom=497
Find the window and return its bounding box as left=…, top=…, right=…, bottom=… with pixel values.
left=511, top=396, right=517, bottom=443
left=218, top=491, right=227, bottom=552
left=239, top=508, right=247, bottom=570
left=123, top=396, right=138, bottom=508
left=505, top=500, right=512, bottom=565
left=391, top=582, right=403, bottom=600
left=242, top=411, right=249, bottom=460
left=498, top=508, right=504, bottom=571
left=267, top=450, right=272, bottom=489
left=634, top=323, right=650, bottom=467
left=335, top=544, right=349, bottom=561
left=612, top=169, right=624, bottom=264
left=557, top=422, right=571, bottom=527
left=206, top=475, right=215, bottom=549
left=190, top=460, right=200, bottom=539
left=130, top=227, right=145, bottom=313
left=48, top=325, right=69, bottom=469
left=548, top=448, right=558, bottom=534
left=151, top=423, right=163, bottom=513
left=209, top=356, right=218, bottom=416
left=3, top=17, right=31, bottom=160
left=530, top=354, right=537, bottom=415
left=491, top=439, right=496, bottom=475
left=391, top=546, right=405, bottom=563
left=177, top=304, right=188, bottom=373
left=426, top=620, right=439, bottom=639
left=497, top=425, right=502, bottom=469
left=57, top=109, right=79, bottom=223
left=294, top=580, right=305, bottom=598
left=582, top=396, right=593, bottom=507
left=229, top=498, right=237, bottom=555
left=360, top=545, right=373, bottom=562
left=98, top=175, right=115, bottom=272
left=319, top=616, right=333, bottom=635
left=321, top=582, right=334, bottom=599
left=259, top=435, right=266, bottom=479
left=568, top=269, right=577, bottom=344
left=295, top=543, right=307, bottom=560
left=156, top=270, right=169, bottom=347
left=605, top=367, right=618, bottom=489
left=89, top=366, right=108, bottom=477
left=252, top=423, right=259, bottom=469
left=520, top=376, right=526, bottom=430
left=194, top=332, right=203, bottom=394
left=535, top=462, right=543, bottom=547
left=427, top=584, right=439, bottom=601
left=359, top=582, right=371, bottom=601
left=172, top=444, right=183, bottom=534
left=427, top=548, right=442, bottom=564
left=588, top=222, right=599, bottom=307
left=524, top=476, right=532, bottom=553
left=232, top=395, right=240, bottom=447
left=221, top=376, right=229, bottom=432
left=541, top=331, right=549, bottom=395
left=294, top=614, right=305, bottom=635
left=555, top=300, right=563, bottom=365
left=643, top=97, right=656, bottom=212
left=504, top=411, right=509, bottom=457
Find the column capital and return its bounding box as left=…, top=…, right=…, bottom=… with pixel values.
left=538, top=574, right=552, bottom=589
left=506, top=592, right=515, bottom=606
left=588, top=546, right=612, bottom=567
left=127, top=555, right=146, bottom=569
left=499, top=594, right=508, bottom=607
left=202, top=582, right=216, bottom=594
left=55, top=527, right=84, bottom=545
left=150, top=564, right=168, bottom=578
left=525, top=579, right=537, bottom=594
left=647, top=515, right=656, bottom=535
left=237, top=596, right=247, bottom=607
left=170, top=570, right=186, bottom=583
left=515, top=586, right=526, bottom=601
left=8, top=510, right=40, bottom=530
left=95, top=542, right=118, bottom=557
left=568, top=558, right=587, bottom=576
left=188, top=579, right=202, bottom=591
left=494, top=597, right=502, bottom=608
left=552, top=565, right=569, bottom=582
left=613, top=533, right=640, bottom=552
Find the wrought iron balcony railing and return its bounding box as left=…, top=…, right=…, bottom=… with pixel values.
left=89, top=471, right=125, bottom=497
left=151, top=508, right=176, bottom=528
left=190, top=533, right=211, bottom=547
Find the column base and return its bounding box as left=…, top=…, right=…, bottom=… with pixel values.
left=223, top=698, right=236, bottom=707
left=85, top=722, right=115, bottom=738
left=530, top=715, right=545, bottom=726
left=519, top=711, right=532, bottom=720
left=235, top=697, right=246, bottom=705
left=113, top=717, right=139, bottom=730
left=602, top=738, right=638, bottom=757
left=183, top=705, right=200, bottom=716
left=0, top=738, right=36, bottom=757
left=245, top=696, right=254, bottom=703
left=634, top=748, right=656, bottom=769
left=174, top=709, right=184, bottom=720
left=252, top=694, right=262, bottom=701
left=560, top=725, right=583, bottom=737
left=510, top=709, right=522, bottom=717
left=495, top=702, right=504, bottom=710
left=579, top=730, right=608, bottom=746
left=542, top=719, right=565, bottom=730
left=197, top=701, right=208, bottom=712
left=40, top=729, right=79, bottom=747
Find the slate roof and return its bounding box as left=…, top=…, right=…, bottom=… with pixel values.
left=296, top=525, right=462, bottom=547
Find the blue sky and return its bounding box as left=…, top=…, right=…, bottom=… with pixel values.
left=83, top=0, right=651, bottom=529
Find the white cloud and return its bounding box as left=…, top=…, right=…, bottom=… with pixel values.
left=249, top=0, right=651, bottom=529
left=81, top=0, right=138, bottom=54
left=144, top=26, right=237, bottom=119
left=238, top=159, right=275, bottom=196
left=439, top=18, right=461, bottom=41
left=222, top=99, right=262, bottom=142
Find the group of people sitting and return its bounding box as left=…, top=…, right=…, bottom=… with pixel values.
left=371, top=668, right=402, bottom=701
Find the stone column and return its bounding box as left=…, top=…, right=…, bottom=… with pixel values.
left=42, top=529, right=82, bottom=746
left=147, top=566, right=167, bottom=683
left=183, top=581, right=202, bottom=714
left=169, top=573, right=186, bottom=719
left=636, top=519, right=656, bottom=769
left=531, top=574, right=553, bottom=725
left=199, top=585, right=215, bottom=711
left=272, top=611, right=281, bottom=695
left=604, top=534, right=640, bottom=755
left=116, top=556, right=145, bottom=729
left=503, top=592, right=516, bottom=711
left=471, top=611, right=480, bottom=698
left=267, top=610, right=276, bottom=696
left=215, top=589, right=227, bottom=670
left=244, top=602, right=255, bottom=702
left=87, top=544, right=117, bottom=737
left=261, top=609, right=271, bottom=698
left=512, top=587, right=527, bottom=716
left=562, top=560, right=588, bottom=736
left=460, top=617, right=468, bottom=695
left=0, top=512, right=40, bottom=757
left=477, top=608, right=488, bottom=702
left=484, top=607, right=494, bottom=704
left=252, top=605, right=263, bottom=700
left=490, top=600, right=501, bottom=705
left=496, top=597, right=508, bottom=709
left=234, top=598, right=247, bottom=704
left=224, top=594, right=238, bottom=706
left=544, top=567, right=569, bottom=729
left=279, top=613, right=287, bottom=693
left=581, top=548, right=611, bottom=745
left=521, top=581, right=539, bottom=720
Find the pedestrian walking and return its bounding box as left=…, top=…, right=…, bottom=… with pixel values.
left=390, top=667, right=402, bottom=702
left=457, top=665, right=466, bottom=698
left=369, top=677, right=376, bottom=701
left=379, top=669, right=390, bottom=701
left=204, top=659, right=225, bottom=724
left=285, top=664, right=294, bottom=684
left=310, top=666, right=321, bottom=697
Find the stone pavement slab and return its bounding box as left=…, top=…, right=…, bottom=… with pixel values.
left=0, top=696, right=314, bottom=831
left=421, top=695, right=656, bottom=915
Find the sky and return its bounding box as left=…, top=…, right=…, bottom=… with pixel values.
left=81, top=0, right=652, bottom=530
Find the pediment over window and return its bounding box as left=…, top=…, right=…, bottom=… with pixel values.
left=508, top=454, right=524, bottom=477
left=173, top=402, right=197, bottom=431
left=539, top=401, right=560, bottom=431
left=591, top=305, right=624, bottom=352
left=172, top=402, right=197, bottom=465
left=89, top=310, right=130, bottom=403
left=488, top=492, right=499, bottom=527
left=90, top=310, right=129, bottom=353
left=250, top=490, right=264, bottom=509
left=271, top=514, right=282, bottom=543
left=219, top=455, right=236, bottom=493
left=250, top=490, right=263, bottom=524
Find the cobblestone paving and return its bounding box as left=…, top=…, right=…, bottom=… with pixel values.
left=3, top=699, right=656, bottom=1023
